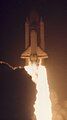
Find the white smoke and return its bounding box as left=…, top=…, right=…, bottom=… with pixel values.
left=50, top=89, right=67, bottom=120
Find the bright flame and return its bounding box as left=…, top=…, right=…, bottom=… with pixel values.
left=24, top=62, right=52, bottom=120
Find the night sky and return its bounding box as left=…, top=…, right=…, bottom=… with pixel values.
left=0, top=0, right=67, bottom=117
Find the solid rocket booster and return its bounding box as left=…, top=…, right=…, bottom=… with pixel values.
left=25, top=18, right=29, bottom=49
left=40, top=18, right=45, bottom=51
left=21, top=14, right=48, bottom=64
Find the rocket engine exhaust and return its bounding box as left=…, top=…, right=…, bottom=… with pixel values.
left=24, top=60, right=52, bottom=120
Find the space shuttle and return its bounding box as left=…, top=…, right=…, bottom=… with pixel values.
left=21, top=13, right=48, bottom=65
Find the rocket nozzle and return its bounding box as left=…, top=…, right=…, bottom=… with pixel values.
left=30, top=53, right=39, bottom=64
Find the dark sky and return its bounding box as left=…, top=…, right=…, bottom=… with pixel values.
left=0, top=0, right=67, bottom=101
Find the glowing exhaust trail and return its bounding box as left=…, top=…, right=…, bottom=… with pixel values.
left=24, top=62, right=52, bottom=120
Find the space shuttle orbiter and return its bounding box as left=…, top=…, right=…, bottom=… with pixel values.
left=21, top=13, right=48, bottom=64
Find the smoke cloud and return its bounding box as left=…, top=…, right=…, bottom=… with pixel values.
left=0, top=62, right=36, bottom=120
left=50, top=89, right=67, bottom=120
